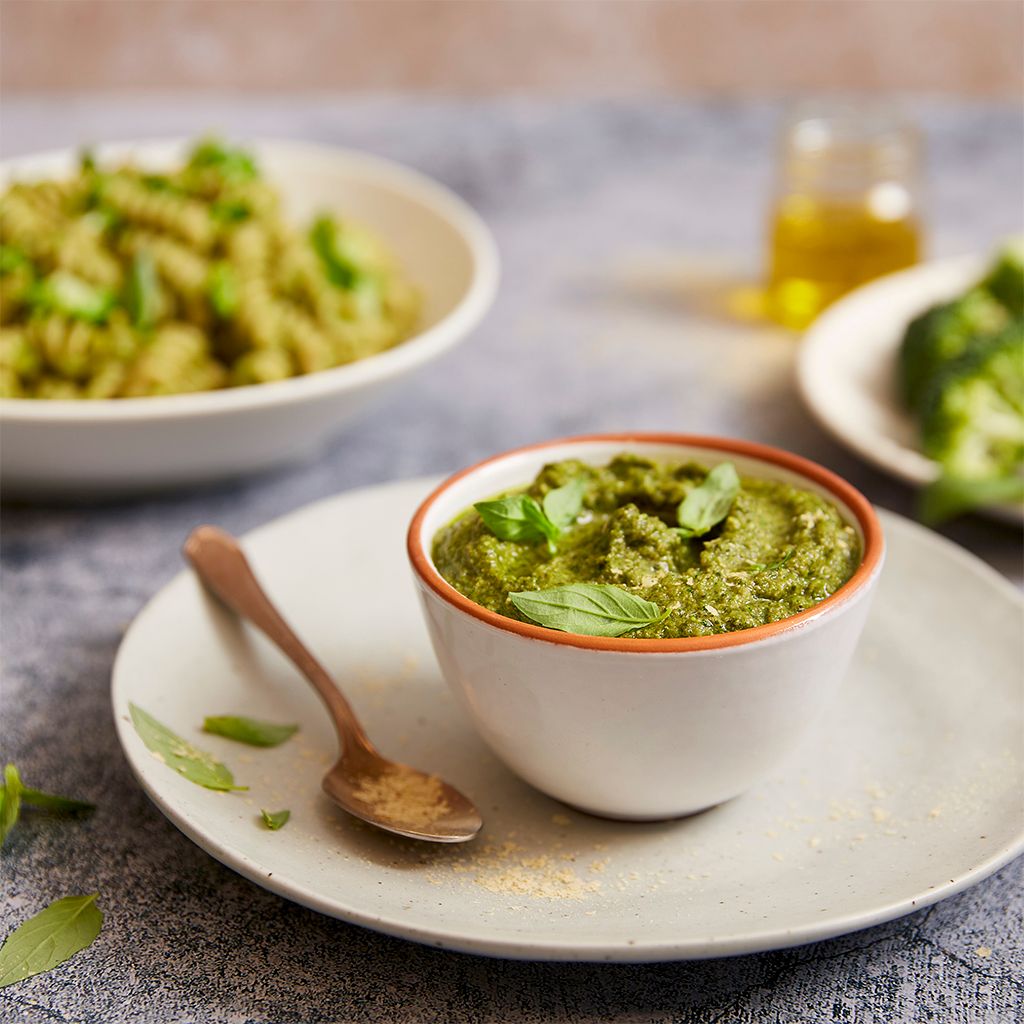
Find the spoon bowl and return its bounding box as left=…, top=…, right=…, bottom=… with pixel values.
left=184, top=525, right=482, bottom=844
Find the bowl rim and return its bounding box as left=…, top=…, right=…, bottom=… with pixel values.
left=0, top=137, right=499, bottom=423
left=407, top=433, right=885, bottom=653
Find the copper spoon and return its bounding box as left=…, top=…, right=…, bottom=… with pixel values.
left=183, top=525, right=482, bottom=844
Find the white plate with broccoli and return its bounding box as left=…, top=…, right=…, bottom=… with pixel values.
left=798, top=246, right=1024, bottom=524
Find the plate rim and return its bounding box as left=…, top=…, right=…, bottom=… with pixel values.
left=111, top=477, right=1024, bottom=962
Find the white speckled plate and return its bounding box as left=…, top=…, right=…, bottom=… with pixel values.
left=111, top=478, right=1024, bottom=962
left=797, top=255, right=1022, bottom=524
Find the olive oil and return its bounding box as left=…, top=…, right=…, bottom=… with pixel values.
left=767, top=102, right=922, bottom=330
left=768, top=195, right=920, bottom=329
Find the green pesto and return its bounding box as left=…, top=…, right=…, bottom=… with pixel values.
left=432, top=454, right=862, bottom=639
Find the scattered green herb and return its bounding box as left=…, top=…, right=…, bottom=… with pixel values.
left=310, top=215, right=362, bottom=290
left=675, top=462, right=740, bottom=538
left=0, top=894, right=103, bottom=989
left=0, top=764, right=95, bottom=847
left=210, top=198, right=251, bottom=224
left=747, top=548, right=796, bottom=573
left=207, top=262, right=239, bottom=318
left=260, top=808, right=290, bottom=831
left=129, top=704, right=246, bottom=792
left=125, top=250, right=159, bottom=330
left=28, top=271, right=116, bottom=324
left=0, top=245, right=27, bottom=275
left=0, top=764, right=22, bottom=846
left=202, top=715, right=298, bottom=748
left=79, top=148, right=97, bottom=174
left=186, top=139, right=258, bottom=182
left=509, top=583, right=667, bottom=638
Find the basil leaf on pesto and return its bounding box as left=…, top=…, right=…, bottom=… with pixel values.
left=474, top=494, right=554, bottom=545
left=675, top=462, right=740, bottom=538
left=510, top=584, right=667, bottom=638
left=260, top=808, right=290, bottom=831
left=130, top=704, right=247, bottom=792
left=542, top=476, right=588, bottom=529
left=0, top=894, right=103, bottom=989
left=202, top=715, right=298, bottom=748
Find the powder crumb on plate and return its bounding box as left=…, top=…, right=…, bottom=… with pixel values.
left=588, top=858, right=609, bottom=874
left=976, top=946, right=993, bottom=958
left=929, top=807, right=942, bottom=819
left=871, top=806, right=890, bottom=823
left=808, top=836, right=821, bottom=849
left=772, top=852, right=785, bottom=862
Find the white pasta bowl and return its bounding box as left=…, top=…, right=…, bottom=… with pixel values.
left=0, top=139, right=499, bottom=497
left=408, top=434, right=885, bottom=821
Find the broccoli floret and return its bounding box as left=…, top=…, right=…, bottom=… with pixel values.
left=898, top=289, right=1009, bottom=411
left=980, top=238, right=1024, bottom=317
left=919, top=320, right=1024, bottom=486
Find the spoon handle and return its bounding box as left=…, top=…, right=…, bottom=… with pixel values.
left=183, top=525, right=376, bottom=758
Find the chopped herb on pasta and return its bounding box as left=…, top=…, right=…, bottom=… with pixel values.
left=0, top=139, right=421, bottom=399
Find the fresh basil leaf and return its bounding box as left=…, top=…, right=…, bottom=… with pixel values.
left=260, top=808, right=290, bottom=831
left=310, top=216, right=362, bottom=290
left=125, top=251, right=159, bottom=330
left=29, top=272, right=115, bottom=324
left=140, top=174, right=177, bottom=194
left=79, top=148, right=97, bottom=174
left=0, top=764, right=23, bottom=846
left=0, top=894, right=103, bottom=989
left=129, top=704, right=246, bottom=792
left=509, top=584, right=667, bottom=638
left=676, top=462, right=741, bottom=538
left=202, top=715, right=298, bottom=747
left=542, top=476, right=587, bottom=529
left=474, top=495, right=549, bottom=544
left=19, top=787, right=95, bottom=815
left=919, top=473, right=1024, bottom=525
left=207, top=262, right=238, bottom=318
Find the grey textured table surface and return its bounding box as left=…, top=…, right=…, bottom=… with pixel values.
left=1, top=97, right=1021, bottom=1024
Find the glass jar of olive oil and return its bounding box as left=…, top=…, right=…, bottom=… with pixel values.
left=767, top=102, right=922, bottom=330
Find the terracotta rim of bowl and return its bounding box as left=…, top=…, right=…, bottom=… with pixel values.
left=407, top=433, right=885, bottom=653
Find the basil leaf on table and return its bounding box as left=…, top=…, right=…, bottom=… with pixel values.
left=260, top=808, right=290, bottom=831
left=203, top=715, right=298, bottom=748
left=675, top=462, right=741, bottom=538
left=0, top=894, right=103, bottom=988
left=0, top=764, right=22, bottom=846
left=542, top=476, right=588, bottom=529
left=130, top=704, right=246, bottom=792
left=510, top=584, right=667, bottom=638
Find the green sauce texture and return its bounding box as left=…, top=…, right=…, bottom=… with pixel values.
left=432, top=454, right=862, bottom=639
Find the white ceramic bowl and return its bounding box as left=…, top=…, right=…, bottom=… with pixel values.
left=408, top=434, right=885, bottom=820
left=0, top=139, right=499, bottom=497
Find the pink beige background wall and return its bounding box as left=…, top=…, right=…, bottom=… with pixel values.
left=1, top=0, right=1021, bottom=97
